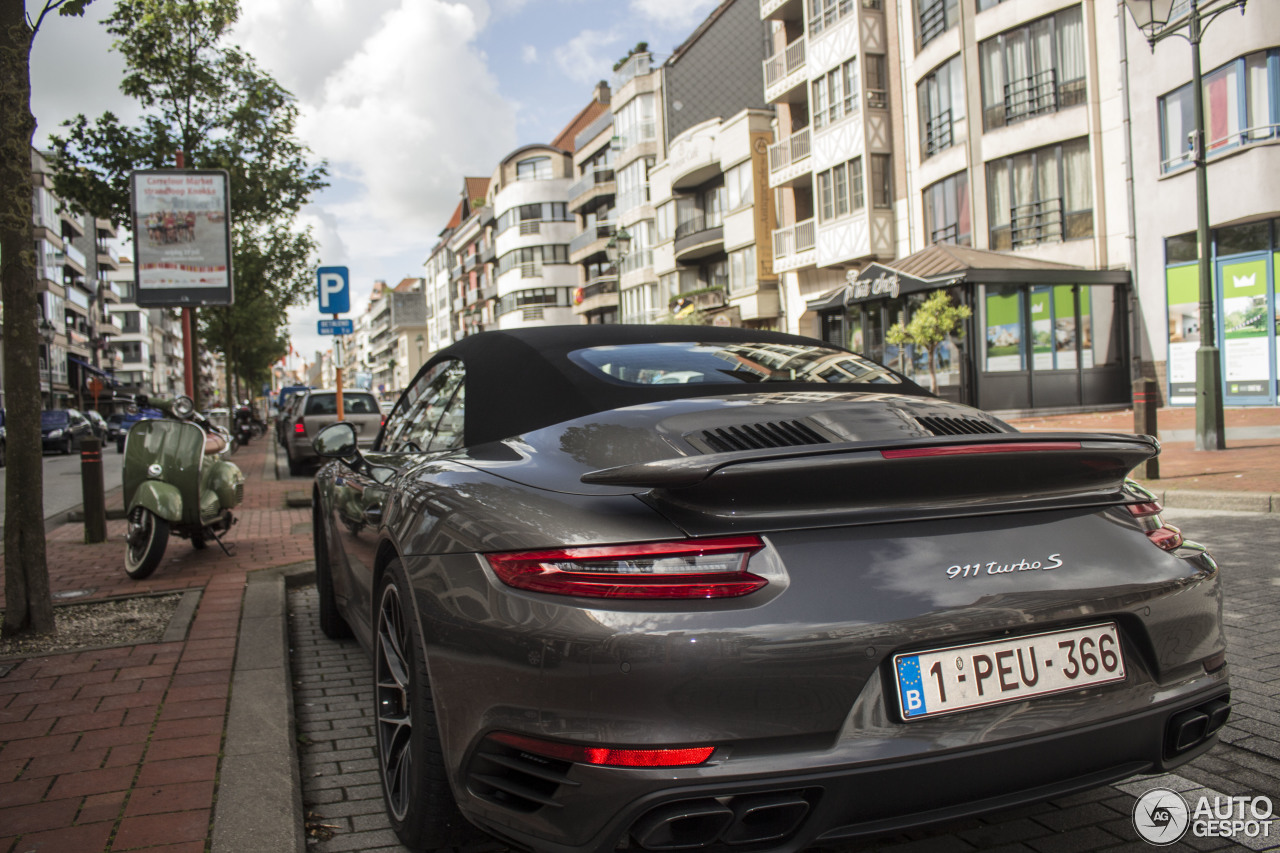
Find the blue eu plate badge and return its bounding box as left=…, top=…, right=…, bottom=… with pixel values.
left=896, top=655, right=926, bottom=718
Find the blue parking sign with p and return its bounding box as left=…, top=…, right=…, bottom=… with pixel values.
left=317, top=266, right=350, bottom=314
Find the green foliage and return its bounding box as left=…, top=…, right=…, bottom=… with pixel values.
left=886, top=291, right=972, bottom=392
left=612, top=41, right=650, bottom=71
left=47, top=0, right=327, bottom=395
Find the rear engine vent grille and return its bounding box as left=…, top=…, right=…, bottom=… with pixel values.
left=915, top=415, right=1002, bottom=437
left=468, top=738, right=577, bottom=813
left=696, top=420, right=831, bottom=454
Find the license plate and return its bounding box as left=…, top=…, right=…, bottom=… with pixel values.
left=893, top=623, right=1125, bottom=721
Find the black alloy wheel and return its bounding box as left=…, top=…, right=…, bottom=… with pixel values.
left=373, top=563, right=477, bottom=850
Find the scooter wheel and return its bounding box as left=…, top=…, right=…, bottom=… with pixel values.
left=124, top=507, right=169, bottom=580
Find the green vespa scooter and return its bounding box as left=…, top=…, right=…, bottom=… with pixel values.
left=122, top=395, right=244, bottom=579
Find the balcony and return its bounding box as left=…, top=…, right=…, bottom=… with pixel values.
left=57, top=244, right=87, bottom=275
left=673, top=215, right=725, bottom=262
left=771, top=218, right=816, bottom=272
left=569, top=222, right=615, bottom=263
left=768, top=128, right=811, bottom=188
left=763, top=36, right=806, bottom=103
left=573, top=276, right=619, bottom=316
left=568, top=167, right=616, bottom=211
left=923, top=110, right=953, bottom=158
left=612, top=52, right=651, bottom=91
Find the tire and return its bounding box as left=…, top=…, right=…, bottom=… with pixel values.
left=287, top=445, right=304, bottom=477
left=124, top=507, right=169, bottom=580
left=314, top=498, right=352, bottom=639
left=375, top=562, right=478, bottom=850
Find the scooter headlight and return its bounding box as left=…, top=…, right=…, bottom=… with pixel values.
left=172, top=396, right=195, bottom=418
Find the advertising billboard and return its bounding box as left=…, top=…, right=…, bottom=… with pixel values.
left=130, top=170, right=233, bottom=306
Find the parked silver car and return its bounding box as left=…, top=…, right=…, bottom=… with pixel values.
left=283, top=390, right=382, bottom=476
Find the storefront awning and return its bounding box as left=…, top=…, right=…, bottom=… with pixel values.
left=68, top=356, right=121, bottom=387
left=806, top=245, right=1129, bottom=312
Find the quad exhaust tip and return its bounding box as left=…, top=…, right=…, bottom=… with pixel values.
left=630, top=790, right=816, bottom=850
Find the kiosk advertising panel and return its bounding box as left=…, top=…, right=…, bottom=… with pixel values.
left=130, top=170, right=233, bottom=306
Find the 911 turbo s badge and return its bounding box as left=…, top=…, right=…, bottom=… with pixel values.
left=946, top=554, right=1063, bottom=580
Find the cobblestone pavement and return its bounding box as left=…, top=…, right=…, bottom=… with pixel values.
left=287, top=509, right=1279, bottom=853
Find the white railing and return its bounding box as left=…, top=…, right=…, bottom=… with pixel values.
left=763, top=36, right=806, bottom=87
left=768, top=128, right=812, bottom=172
left=772, top=218, right=817, bottom=259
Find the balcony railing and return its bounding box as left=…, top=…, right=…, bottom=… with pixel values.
left=918, top=0, right=950, bottom=47
left=768, top=128, right=811, bottom=173
left=570, top=222, right=615, bottom=256
left=866, top=88, right=888, bottom=109
left=612, top=52, right=651, bottom=90
left=568, top=167, right=616, bottom=202
left=763, top=36, right=806, bottom=88
left=1004, top=69, right=1058, bottom=125
left=924, top=110, right=953, bottom=157
left=1009, top=197, right=1064, bottom=247
left=930, top=223, right=961, bottom=245
left=772, top=218, right=816, bottom=259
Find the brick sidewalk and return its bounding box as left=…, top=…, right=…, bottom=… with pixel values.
left=0, top=438, right=312, bottom=853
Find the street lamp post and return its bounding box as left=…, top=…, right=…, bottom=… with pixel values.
left=1122, top=0, right=1245, bottom=451
left=39, top=319, right=57, bottom=409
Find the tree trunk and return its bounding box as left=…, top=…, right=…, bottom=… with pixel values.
left=0, top=1, right=54, bottom=637
left=927, top=343, right=939, bottom=395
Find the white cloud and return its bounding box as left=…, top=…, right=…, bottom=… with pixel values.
left=628, top=0, right=722, bottom=32
left=522, top=44, right=538, bottom=63
left=553, top=28, right=623, bottom=86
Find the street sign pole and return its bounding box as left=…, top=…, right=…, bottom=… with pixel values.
left=335, top=330, right=344, bottom=423
left=316, top=267, right=352, bottom=423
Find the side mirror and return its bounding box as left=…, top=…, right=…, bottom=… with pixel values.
left=313, top=422, right=358, bottom=459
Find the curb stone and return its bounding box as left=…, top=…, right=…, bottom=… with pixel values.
left=211, top=561, right=314, bottom=853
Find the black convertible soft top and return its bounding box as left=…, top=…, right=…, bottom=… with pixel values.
left=416, top=325, right=927, bottom=448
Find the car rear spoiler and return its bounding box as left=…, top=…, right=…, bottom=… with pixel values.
left=580, top=432, right=1159, bottom=529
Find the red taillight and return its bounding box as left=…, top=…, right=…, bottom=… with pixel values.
left=380, top=416, right=386, bottom=427
left=1126, top=502, right=1184, bottom=550
left=881, top=441, right=1082, bottom=459
left=488, top=732, right=715, bottom=767
left=486, top=536, right=767, bottom=599
left=294, top=423, right=306, bottom=434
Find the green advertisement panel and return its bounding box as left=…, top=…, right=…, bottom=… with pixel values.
left=1220, top=257, right=1270, bottom=401
left=1166, top=264, right=1200, bottom=404
left=985, top=287, right=1023, bottom=372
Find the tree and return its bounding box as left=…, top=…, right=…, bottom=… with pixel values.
left=48, top=0, right=326, bottom=410
left=1, top=0, right=94, bottom=638
left=886, top=290, right=972, bottom=394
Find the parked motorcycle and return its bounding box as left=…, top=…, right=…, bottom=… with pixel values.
left=123, top=395, right=244, bottom=580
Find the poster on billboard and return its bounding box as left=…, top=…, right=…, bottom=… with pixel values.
left=130, top=170, right=233, bottom=306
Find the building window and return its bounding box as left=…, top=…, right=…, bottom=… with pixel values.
left=917, top=0, right=958, bottom=49
left=515, top=156, right=553, bottom=181
left=987, top=137, right=1092, bottom=249
left=1159, top=48, right=1278, bottom=173
left=655, top=201, right=675, bottom=242
left=980, top=5, right=1086, bottom=131
left=615, top=94, right=656, bottom=148
left=817, top=157, right=864, bottom=222
left=616, top=158, right=652, bottom=210
left=920, top=54, right=965, bottom=158
left=725, top=160, right=754, bottom=212
left=497, top=245, right=570, bottom=277
left=496, top=202, right=570, bottom=234
left=621, top=220, right=655, bottom=274
left=813, top=59, right=860, bottom=130
left=866, top=55, right=888, bottom=109
left=729, top=246, right=758, bottom=295
left=923, top=171, right=970, bottom=246
left=870, top=154, right=892, bottom=208
left=808, top=0, right=855, bottom=38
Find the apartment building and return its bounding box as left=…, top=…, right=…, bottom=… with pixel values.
left=569, top=86, right=618, bottom=325
left=361, top=278, right=429, bottom=399
left=1124, top=0, right=1279, bottom=407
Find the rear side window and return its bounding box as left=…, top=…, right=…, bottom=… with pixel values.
left=304, top=394, right=378, bottom=416
left=384, top=360, right=465, bottom=452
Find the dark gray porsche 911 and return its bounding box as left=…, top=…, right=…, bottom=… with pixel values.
left=309, top=325, right=1229, bottom=853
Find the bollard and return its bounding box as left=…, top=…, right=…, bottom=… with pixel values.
left=80, top=437, right=107, bottom=543
left=1132, top=378, right=1160, bottom=480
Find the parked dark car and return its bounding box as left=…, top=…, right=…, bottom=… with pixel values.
left=84, top=409, right=109, bottom=440
left=115, top=407, right=164, bottom=453
left=106, top=412, right=127, bottom=442
left=41, top=408, right=94, bottom=454
left=308, top=326, right=1229, bottom=853
left=283, top=389, right=382, bottom=476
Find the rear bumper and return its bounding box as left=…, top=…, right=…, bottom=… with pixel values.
left=464, top=680, right=1230, bottom=853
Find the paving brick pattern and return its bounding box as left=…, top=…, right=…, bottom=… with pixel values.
left=287, top=507, right=1280, bottom=853
left=0, top=439, right=311, bottom=853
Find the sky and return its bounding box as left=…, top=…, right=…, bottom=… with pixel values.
left=27, top=0, right=725, bottom=368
